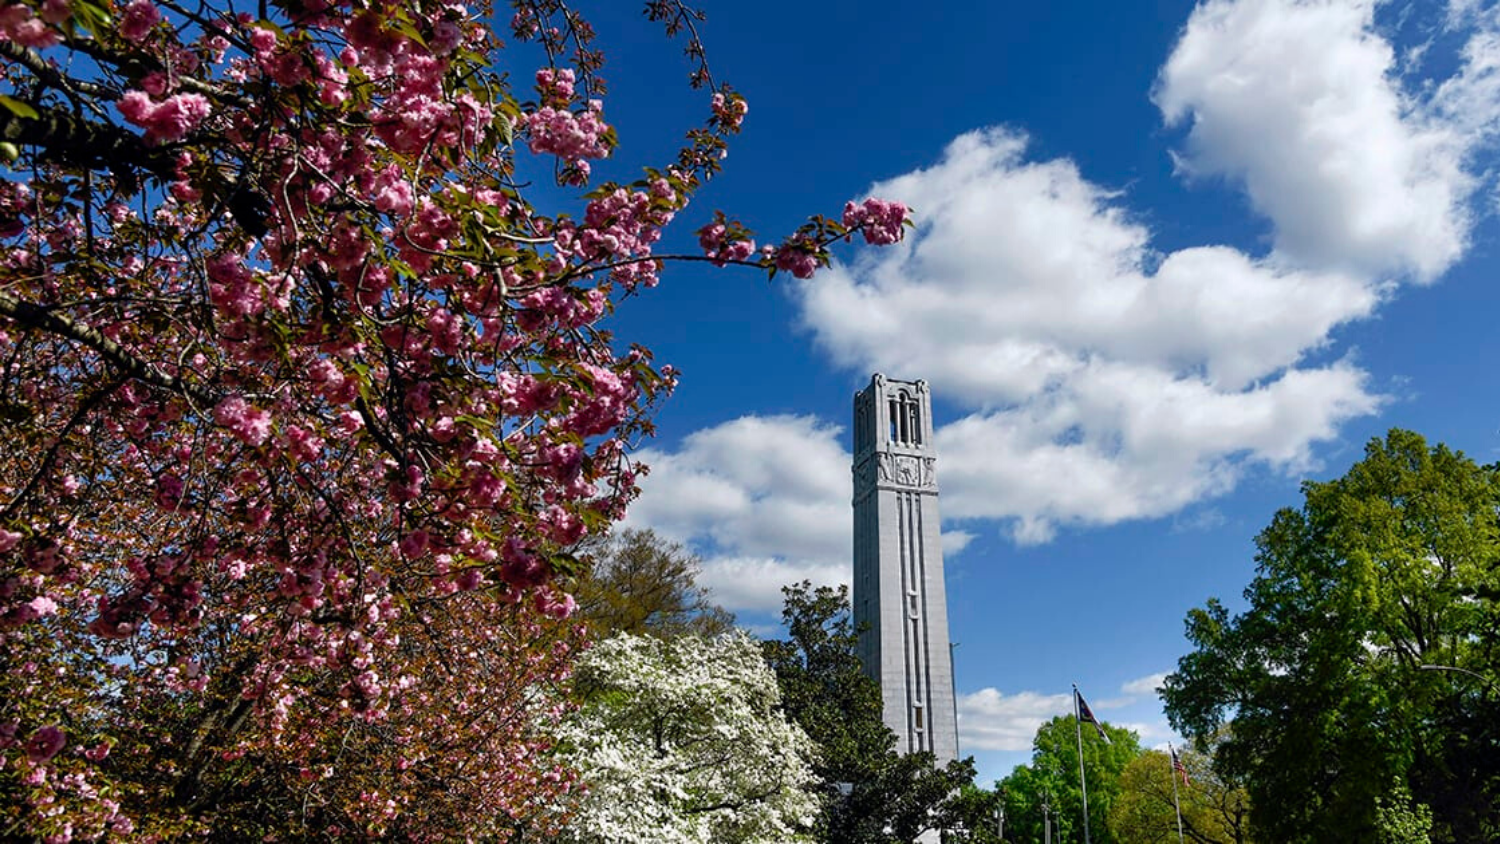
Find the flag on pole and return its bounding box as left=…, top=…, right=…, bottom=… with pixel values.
left=1075, top=688, right=1111, bottom=744
left=1170, top=744, right=1191, bottom=786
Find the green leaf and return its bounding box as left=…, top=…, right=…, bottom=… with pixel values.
left=0, top=96, right=39, bottom=120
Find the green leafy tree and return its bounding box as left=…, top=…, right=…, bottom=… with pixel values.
left=943, top=783, right=1006, bottom=843
left=999, top=715, right=1142, bottom=844
left=570, top=528, right=735, bottom=639
left=1162, top=429, right=1500, bottom=843
left=762, top=581, right=977, bottom=844
left=1108, top=744, right=1252, bottom=844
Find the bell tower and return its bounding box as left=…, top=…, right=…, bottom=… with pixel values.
left=852, top=374, right=958, bottom=762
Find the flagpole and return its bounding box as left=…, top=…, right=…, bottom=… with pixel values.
left=1169, top=744, right=1185, bottom=844
left=1073, top=684, right=1092, bottom=844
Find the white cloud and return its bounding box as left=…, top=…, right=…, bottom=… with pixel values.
left=1156, top=0, right=1500, bottom=281
left=800, top=131, right=1381, bottom=397
left=795, top=126, right=1385, bottom=541
left=1121, top=672, right=1170, bottom=697
left=636, top=0, right=1500, bottom=564
left=695, top=556, right=848, bottom=615
left=1117, top=721, right=1167, bottom=742
left=956, top=689, right=1073, bottom=752
left=942, top=530, right=977, bottom=557
left=622, top=415, right=853, bottom=614
left=624, top=414, right=990, bottom=613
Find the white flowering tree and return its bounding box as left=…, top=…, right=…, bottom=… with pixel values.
left=552, top=631, right=819, bottom=844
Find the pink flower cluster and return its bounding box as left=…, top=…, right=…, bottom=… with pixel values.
left=774, top=238, right=818, bottom=279
left=118, top=0, right=161, bottom=42
left=534, top=67, right=576, bottom=106
left=116, top=91, right=212, bottom=145
left=25, top=726, right=65, bottom=765
left=0, top=3, right=61, bottom=49
left=697, top=222, right=755, bottom=267
left=525, top=100, right=609, bottom=165
left=842, top=197, right=909, bottom=246
left=711, top=91, right=748, bottom=131
left=213, top=396, right=272, bottom=446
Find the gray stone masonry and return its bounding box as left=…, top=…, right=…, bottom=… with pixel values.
left=851, top=374, right=959, bottom=764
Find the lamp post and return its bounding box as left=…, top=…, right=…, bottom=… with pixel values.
left=1418, top=664, right=1498, bottom=693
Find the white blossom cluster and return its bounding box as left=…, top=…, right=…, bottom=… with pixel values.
left=553, top=632, right=819, bottom=843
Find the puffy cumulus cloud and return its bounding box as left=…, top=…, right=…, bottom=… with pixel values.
left=694, top=557, right=848, bottom=615
left=1156, top=0, right=1500, bottom=281
left=622, top=415, right=854, bottom=614
left=936, top=359, right=1379, bottom=542
left=956, top=689, right=1073, bottom=752
left=797, top=128, right=1383, bottom=542
left=1121, top=672, right=1170, bottom=697
left=800, top=130, right=1381, bottom=397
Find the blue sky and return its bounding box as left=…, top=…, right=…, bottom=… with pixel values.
left=561, top=0, right=1500, bottom=784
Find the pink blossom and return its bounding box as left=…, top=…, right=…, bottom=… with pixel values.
left=116, top=91, right=211, bottom=145
left=842, top=197, right=908, bottom=246
left=11, top=15, right=59, bottom=48
left=430, top=19, right=463, bottom=55
left=372, top=166, right=414, bottom=217
left=696, top=221, right=755, bottom=267
left=534, top=67, right=575, bottom=105
left=525, top=101, right=609, bottom=162
left=25, top=726, right=64, bottom=765
left=38, top=0, right=69, bottom=25
left=213, top=396, right=272, bottom=446
left=0, top=528, right=20, bottom=553
left=0, top=4, right=27, bottom=29
left=774, top=241, right=819, bottom=279
left=27, top=595, right=58, bottom=618
left=533, top=589, right=575, bottom=619
left=399, top=530, right=429, bottom=559
left=117, top=0, right=160, bottom=41
left=711, top=91, right=748, bottom=131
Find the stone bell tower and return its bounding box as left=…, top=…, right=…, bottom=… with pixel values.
left=851, top=374, right=958, bottom=762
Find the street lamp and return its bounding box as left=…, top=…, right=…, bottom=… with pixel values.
left=1418, top=664, right=1498, bottom=693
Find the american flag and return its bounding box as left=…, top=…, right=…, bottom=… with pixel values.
left=1170, top=744, right=1191, bottom=786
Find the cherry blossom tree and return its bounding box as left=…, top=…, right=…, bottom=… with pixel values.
left=551, top=631, right=819, bottom=844
left=0, top=0, right=907, bottom=837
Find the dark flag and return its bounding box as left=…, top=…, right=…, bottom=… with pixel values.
left=1171, top=745, right=1191, bottom=786
left=1074, top=688, right=1111, bottom=744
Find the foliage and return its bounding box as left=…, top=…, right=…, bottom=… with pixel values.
left=1161, top=429, right=1500, bottom=843
left=0, top=0, right=909, bottom=837
left=763, top=581, right=978, bottom=844
left=997, top=714, right=1142, bottom=844
left=1107, top=744, right=1252, bottom=844
left=1374, top=778, right=1434, bottom=844
left=569, top=527, right=733, bottom=639
left=941, top=782, right=1005, bottom=843
left=550, top=631, right=819, bottom=844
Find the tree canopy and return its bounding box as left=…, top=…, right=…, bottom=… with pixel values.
left=1162, top=429, right=1500, bottom=843
left=1107, top=742, right=1252, bottom=844
left=569, top=527, right=734, bottom=640
left=0, top=0, right=907, bottom=837
left=998, top=714, right=1142, bottom=844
